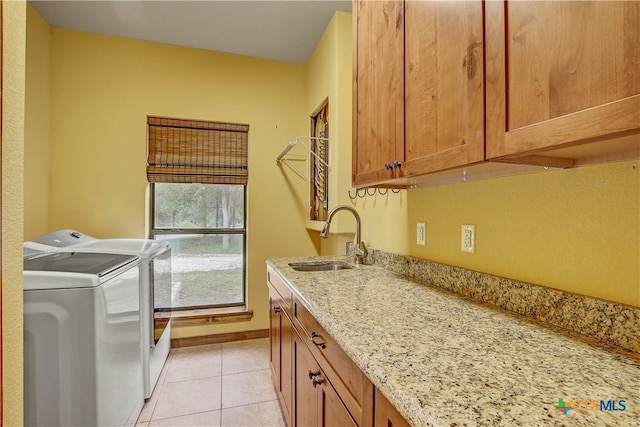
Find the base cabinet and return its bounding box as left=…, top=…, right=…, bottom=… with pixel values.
left=269, top=281, right=293, bottom=427
left=269, top=264, right=368, bottom=426
left=294, top=330, right=357, bottom=427
left=269, top=265, right=406, bottom=427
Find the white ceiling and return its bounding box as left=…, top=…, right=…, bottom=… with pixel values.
left=29, top=0, right=352, bottom=64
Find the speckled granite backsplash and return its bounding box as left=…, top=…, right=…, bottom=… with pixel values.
left=348, top=245, right=640, bottom=354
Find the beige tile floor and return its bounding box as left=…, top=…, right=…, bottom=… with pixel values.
left=136, top=338, right=286, bottom=427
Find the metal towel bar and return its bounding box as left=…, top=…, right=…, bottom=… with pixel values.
left=276, top=136, right=330, bottom=180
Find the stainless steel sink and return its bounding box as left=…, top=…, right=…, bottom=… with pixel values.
left=288, top=261, right=354, bottom=272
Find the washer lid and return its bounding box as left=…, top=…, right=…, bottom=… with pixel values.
left=32, top=229, right=98, bottom=247
left=73, top=239, right=170, bottom=258
left=24, top=252, right=139, bottom=276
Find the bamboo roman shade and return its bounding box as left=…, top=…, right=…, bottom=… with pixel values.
left=147, top=117, right=249, bottom=185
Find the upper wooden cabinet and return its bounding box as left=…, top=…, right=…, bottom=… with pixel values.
left=485, top=1, right=640, bottom=165
left=402, top=1, right=485, bottom=178
left=352, top=0, right=404, bottom=186
left=353, top=0, right=640, bottom=188
left=353, top=0, right=485, bottom=187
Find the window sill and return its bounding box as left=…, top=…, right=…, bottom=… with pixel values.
left=170, top=306, right=253, bottom=327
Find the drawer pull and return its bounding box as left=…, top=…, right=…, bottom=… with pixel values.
left=311, top=332, right=326, bottom=349
left=308, top=370, right=320, bottom=379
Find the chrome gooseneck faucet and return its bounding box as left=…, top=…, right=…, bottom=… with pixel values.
left=320, top=205, right=368, bottom=264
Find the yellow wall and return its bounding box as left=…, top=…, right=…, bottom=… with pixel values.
left=33, top=27, right=319, bottom=338
left=351, top=160, right=640, bottom=307
left=25, top=4, right=51, bottom=239
left=304, top=11, right=400, bottom=257
left=3, top=1, right=26, bottom=425
left=411, top=161, right=639, bottom=306
left=304, top=12, right=354, bottom=240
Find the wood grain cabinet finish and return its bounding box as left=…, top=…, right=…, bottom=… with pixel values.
left=374, top=389, right=410, bottom=427
left=402, top=0, right=485, bottom=178
left=293, top=299, right=374, bottom=427
left=353, top=0, right=485, bottom=187
left=352, top=0, right=404, bottom=186
left=353, top=0, right=640, bottom=188
left=485, top=0, right=640, bottom=165
left=268, top=266, right=375, bottom=427
left=268, top=275, right=293, bottom=427
left=293, top=330, right=358, bottom=427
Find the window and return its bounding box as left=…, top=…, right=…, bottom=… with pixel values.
left=147, top=117, right=248, bottom=310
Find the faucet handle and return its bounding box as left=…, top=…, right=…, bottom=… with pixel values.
left=354, top=242, right=368, bottom=264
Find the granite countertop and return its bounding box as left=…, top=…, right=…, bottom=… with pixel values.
left=267, top=255, right=640, bottom=427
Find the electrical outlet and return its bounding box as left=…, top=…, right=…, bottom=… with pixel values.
left=417, top=222, right=426, bottom=245
left=461, top=224, right=475, bottom=253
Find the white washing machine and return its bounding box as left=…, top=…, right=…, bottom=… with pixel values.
left=25, top=229, right=172, bottom=399
left=24, top=251, right=143, bottom=427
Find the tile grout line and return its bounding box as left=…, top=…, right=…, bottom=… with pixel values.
left=139, top=339, right=275, bottom=426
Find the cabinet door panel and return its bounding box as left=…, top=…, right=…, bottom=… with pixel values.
left=294, top=297, right=373, bottom=426
left=281, top=311, right=293, bottom=427
left=403, top=0, right=485, bottom=176
left=374, top=389, right=410, bottom=427
left=294, top=332, right=318, bottom=427
left=486, top=0, right=640, bottom=159
left=320, top=378, right=357, bottom=427
left=269, top=284, right=293, bottom=427
left=293, top=329, right=359, bottom=427
left=507, top=1, right=638, bottom=128
left=353, top=0, right=404, bottom=186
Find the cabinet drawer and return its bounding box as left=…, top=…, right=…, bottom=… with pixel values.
left=267, top=266, right=293, bottom=317
left=294, top=297, right=374, bottom=426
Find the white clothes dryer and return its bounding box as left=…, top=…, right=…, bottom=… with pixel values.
left=24, top=252, right=143, bottom=427
left=25, top=229, right=172, bottom=399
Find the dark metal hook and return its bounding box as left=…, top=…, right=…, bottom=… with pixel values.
left=349, top=187, right=401, bottom=198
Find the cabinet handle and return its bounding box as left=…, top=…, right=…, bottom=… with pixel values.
left=273, top=306, right=281, bottom=313
left=312, top=378, right=323, bottom=388
left=308, top=370, right=320, bottom=380
left=384, top=161, right=402, bottom=171
left=311, top=332, right=326, bottom=349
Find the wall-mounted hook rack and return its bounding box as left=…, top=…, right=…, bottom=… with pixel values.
left=348, top=188, right=402, bottom=200
left=276, top=136, right=330, bottom=181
